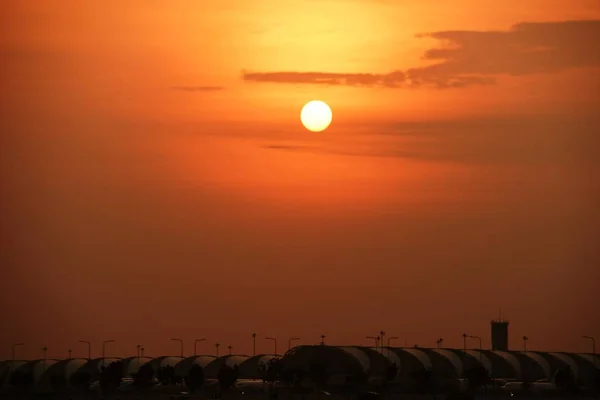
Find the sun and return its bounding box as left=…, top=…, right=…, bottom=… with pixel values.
left=300, top=100, right=332, bottom=132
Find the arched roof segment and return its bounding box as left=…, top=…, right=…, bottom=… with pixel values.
left=456, top=350, right=492, bottom=375
left=427, top=349, right=463, bottom=378
left=204, top=355, right=250, bottom=378
left=357, top=347, right=401, bottom=378
left=388, top=348, right=432, bottom=376
left=513, top=352, right=551, bottom=380
left=120, top=357, right=154, bottom=376
left=280, top=345, right=367, bottom=378
left=35, top=358, right=88, bottom=394
left=485, top=351, right=521, bottom=379
left=237, top=354, right=280, bottom=379
left=173, top=355, right=217, bottom=378
left=546, top=353, right=579, bottom=378
left=149, top=356, right=184, bottom=371
left=14, top=360, right=59, bottom=385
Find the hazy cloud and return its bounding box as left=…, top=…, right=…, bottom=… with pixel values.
left=243, top=70, right=405, bottom=88
left=172, top=86, right=224, bottom=92
left=243, top=19, right=600, bottom=89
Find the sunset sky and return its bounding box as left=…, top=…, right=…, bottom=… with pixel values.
left=1, top=0, right=599, bottom=360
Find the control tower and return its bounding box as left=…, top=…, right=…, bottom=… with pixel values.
left=491, top=318, right=509, bottom=351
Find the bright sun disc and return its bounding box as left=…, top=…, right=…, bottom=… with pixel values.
left=300, top=100, right=332, bottom=132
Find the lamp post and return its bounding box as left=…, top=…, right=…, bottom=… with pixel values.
left=68, top=349, right=72, bottom=359
left=266, top=337, right=277, bottom=354
left=140, top=347, right=145, bottom=357
left=522, top=336, right=528, bottom=352
left=468, top=335, right=482, bottom=361
left=462, top=333, right=468, bottom=352
left=78, top=341, right=91, bottom=360
left=215, top=343, right=220, bottom=357
left=42, top=346, right=48, bottom=371
left=366, top=336, right=379, bottom=348
left=436, top=338, right=444, bottom=349
left=252, top=333, right=256, bottom=356
left=288, top=337, right=300, bottom=351
left=11, top=343, right=24, bottom=367
left=380, top=331, right=386, bottom=352
left=194, top=339, right=206, bottom=356
left=582, top=336, right=596, bottom=366
left=102, top=340, right=115, bottom=366
left=172, top=338, right=184, bottom=358
left=320, top=335, right=326, bottom=345
left=228, top=345, right=232, bottom=355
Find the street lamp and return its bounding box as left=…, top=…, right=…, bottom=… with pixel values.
left=42, top=346, right=48, bottom=371
left=228, top=345, right=232, bottom=355
left=102, top=340, right=115, bottom=360
left=462, top=333, right=468, bottom=352
left=380, top=331, right=386, bottom=352
left=387, top=336, right=399, bottom=348
left=172, top=338, right=184, bottom=358
left=522, top=336, right=529, bottom=352
left=288, top=337, right=300, bottom=351
left=194, top=339, right=206, bottom=356
left=320, top=335, right=326, bottom=345
left=252, top=333, right=257, bottom=356
left=11, top=343, right=24, bottom=366
left=78, top=341, right=91, bottom=360
left=583, top=336, right=596, bottom=366
left=366, top=336, right=379, bottom=348
left=265, top=337, right=277, bottom=354
left=140, top=347, right=145, bottom=357
left=215, top=343, right=220, bottom=357
left=468, top=335, right=482, bottom=361
left=436, top=338, right=444, bottom=349
left=68, top=349, right=72, bottom=359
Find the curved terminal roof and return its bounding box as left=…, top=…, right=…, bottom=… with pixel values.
left=149, top=356, right=184, bottom=371
left=388, top=348, right=432, bottom=376
left=35, top=358, right=88, bottom=394
left=14, top=360, right=60, bottom=385
left=458, top=350, right=492, bottom=375
left=74, top=357, right=121, bottom=379
left=120, top=357, right=154, bottom=376
left=427, top=349, right=463, bottom=378
left=204, top=355, right=250, bottom=378
left=237, top=354, right=280, bottom=379
left=547, top=353, right=579, bottom=378
left=0, top=361, right=28, bottom=389
left=173, top=355, right=217, bottom=377
left=485, top=351, right=521, bottom=379
left=357, top=347, right=401, bottom=378
left=280, top=345, right=366, bottom=378
left=514, top=352, right=551, bottom=380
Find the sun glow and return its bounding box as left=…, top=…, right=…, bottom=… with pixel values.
left=300, top=100, right=333, bottom=132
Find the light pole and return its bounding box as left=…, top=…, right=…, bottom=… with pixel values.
left=78, top=341, right=91, bottom=360
left=228, top=345, right=232, bottom=355
left=194, top=339, right=206, bottom=356
left=42, top=346, right=48, bottom=371
left=436, top=338, right=444, bottom=349
left=140, top=347, right=145, bottom=357
left=12, top=343, right=24, bottom=366
left=387, top=336, right=399, bottom=347
left=462, top=333, right=468, bottom=352
left=172, top=338, right=184, bottom=357
left=288, top=337, right=300, bottom=351
left=468, top=335, right=482, bottom=361
left=380, top=331, right=386, bottom=352
left=215, top=343, right=220, bottom=357
left=102, top=340, right=115, bottom=366
left=522, top=336, right=528, bottom=352
left=320, top=335, right=326, bottom=345
left=366, top=336, right=379, bottom=348
left=583, top=336, right=596, bottom=366
left=252, top=333, right=256, bottom=356
left=266, top=337, right=277, bottom=354
left=68, top=349, right=72, bottom=359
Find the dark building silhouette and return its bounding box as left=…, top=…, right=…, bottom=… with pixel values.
left=491, top=319, right=509, bottom=351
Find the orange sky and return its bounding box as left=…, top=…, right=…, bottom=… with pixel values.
left=1, top=0, right=599, bottom=360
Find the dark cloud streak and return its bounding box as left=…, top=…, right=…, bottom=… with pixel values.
left=172, top=86, right=224, bottom=92
left=243, top=19, right=600, bottom=89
